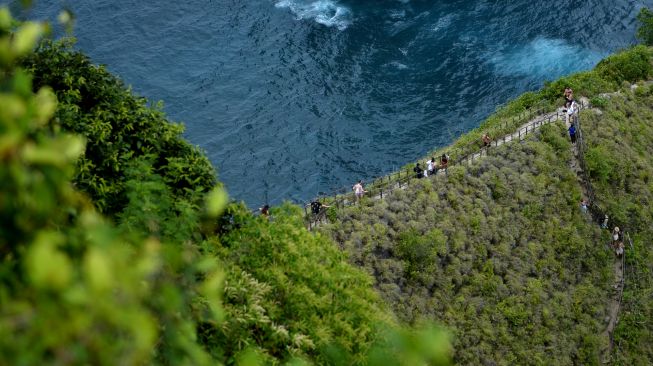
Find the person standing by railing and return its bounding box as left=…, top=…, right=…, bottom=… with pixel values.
left=353, top=180, right=366, bottom=203
left=567, top=100, right=579, bottom=125
left=482, top=133, right=491, bottom=147
left=440, top=154, right=449, bottom=175
left=414, top=163, right=424, bottom=179
left=564, top=87, right=573, bottom=109
left=427, top=157, right=435, bottom=176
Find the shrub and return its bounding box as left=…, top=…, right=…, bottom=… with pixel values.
left=585, top=146, right=616, bottom=184
left=594, top=45, right=653, bottom=85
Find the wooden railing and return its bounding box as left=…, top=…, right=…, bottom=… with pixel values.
left=304, top=99, right=587, bottom=229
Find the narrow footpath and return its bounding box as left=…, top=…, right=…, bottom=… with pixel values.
left=564, top=100, right=624, bottom=364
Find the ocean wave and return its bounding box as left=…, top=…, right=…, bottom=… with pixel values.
left=274, top=0, right=352, bottom=30
left=486, top=37, right=604, bottom=78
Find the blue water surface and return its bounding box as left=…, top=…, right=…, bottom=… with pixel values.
left=11, top=0, right=653, bottom=207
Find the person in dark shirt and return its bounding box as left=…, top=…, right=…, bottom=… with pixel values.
left=568, top=123, right=577, bottom=144
left=260, top=205, right=270, bottom=220
left=414, top=163, right=424, bottom=179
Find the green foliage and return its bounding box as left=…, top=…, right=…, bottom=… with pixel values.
left=590, top=96, right=608, bottom=108
left=20, top=38, right=217, bottom=215
left=581, top=90, right=653, bottom=364
left=321, top=124, right=612, bottom=365
left=396, top=228, right=446, bottom=277
left=594, top=45, right=653, bottom=85
left=1, top=8, right=452, bottom=365
left=585, top=146, right=616, bottom=184
left=637, top=7, right=653, bottom=46
left=0, top=16, right=224, bottom=365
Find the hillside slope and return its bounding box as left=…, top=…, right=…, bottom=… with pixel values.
left=320, top=125, right=611, bottom=365
left=318, top=47, right=653, bottom=365
left=582, top=88, right=653, bottom=365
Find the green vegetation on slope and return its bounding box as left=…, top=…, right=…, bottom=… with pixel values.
left=581, top=87, right=653, bottom=365
left=320, top=126, right=611, bottom=365
left=21, top=38, right=217, bottom=216
left=319, top=46, right=653, bottom=365
left=0, top=12, right=450, bottom=365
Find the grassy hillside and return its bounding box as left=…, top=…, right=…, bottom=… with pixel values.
left=320, top=126, right=611, bottom=365
left=1, top=13, right=449, bottom=365
left=319, top=47, right=653, bottom=365
left=581, top=87, right=653, bottom=365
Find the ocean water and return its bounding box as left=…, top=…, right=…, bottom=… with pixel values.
left=13, top=0, right=652, bottom=207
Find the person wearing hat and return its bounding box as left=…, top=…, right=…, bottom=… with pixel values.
left=612, top=227, right=620, bottom=240
left=612, top=227, right=623, bottom=256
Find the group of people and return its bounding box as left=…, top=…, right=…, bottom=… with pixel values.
left=564, top=87, right=580, bottom=143
left=414, top=154, right=449, bottom=179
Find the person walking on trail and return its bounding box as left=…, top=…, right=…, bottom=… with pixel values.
left=580, top=198, right=589, bottom=214
left=611, top=226, right=624, bottom=256
left=615, top=241, right=625, bottom=257
left=414, top=163, right=424, bottom=179
left=568, top=123, right=577, bottom=144
left=601, top=215, right=609, bottom=229
left=482, top=133, right=490, bottom=147
left=566, top=100, right=578, bottom=125
left=353, top=180, right=366, bottom=202
left=427, top=158, right=435, bottom=176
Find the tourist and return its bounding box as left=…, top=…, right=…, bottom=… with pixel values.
left=440, top=154, right=449, bottom=175
left=612, top=227, right=621, bottom=246
left=601, top=215, right=609, bottom=229
left=615, top=241, right=625, bottom=257
left=260, top=204, right=270, bottom=220
left=482, top=133, right=491, bottom=147
left=564, top=87, right=573, bottom=109
left=427, top=158, right=435, bottom=176
left=580, top=198, right=589, bottom=214
left=414, top=162, right=424, bottom=179
left=310, top=201, right=330, bottom=216
left=352, top=180, right=366, bottom=202
left=568, top=123, right=577, bottom=144
left=567, top=100, right=578, bottom=125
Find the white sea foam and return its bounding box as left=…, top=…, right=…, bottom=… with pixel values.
left=274, top=0, right=352, bottom=30
left=431, top=14, right=454, bottom=32
left=387, top=61, right=409, bottom=70
left=487, top=37, right=604, bottom=78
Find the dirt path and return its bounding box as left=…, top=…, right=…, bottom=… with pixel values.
left=565, top=101, right=624, bottom=364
